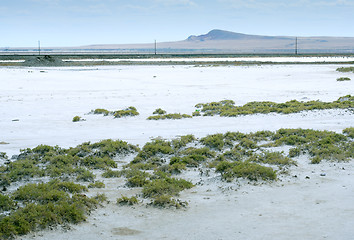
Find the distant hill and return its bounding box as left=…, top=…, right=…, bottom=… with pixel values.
left=77, top=30, right=354, bottom=53
left=186, top=29, right=285, bottom=41
left=1, top=30, right=354, bottom=54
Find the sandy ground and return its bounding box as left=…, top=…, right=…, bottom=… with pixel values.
left=0, top=63, right=353, bottom=239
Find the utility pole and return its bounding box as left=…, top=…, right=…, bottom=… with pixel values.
left=38, top=40, right=41, bottom=56
left=295, top=37, right=298, bottom=55
left=154, top=40, right=157, bottom=55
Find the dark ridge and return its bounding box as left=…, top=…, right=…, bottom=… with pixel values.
left=187, top=29, right=289, bottom=41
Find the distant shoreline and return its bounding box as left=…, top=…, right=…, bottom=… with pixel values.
left=0, top=54, right=354, bottom=67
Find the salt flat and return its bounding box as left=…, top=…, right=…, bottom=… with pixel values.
left=0, top=63, right=353, bottom=240
left=62, top=56, right=354, bottom=62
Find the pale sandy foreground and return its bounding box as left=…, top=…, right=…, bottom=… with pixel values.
left=0, top=63, right=353, bottom=239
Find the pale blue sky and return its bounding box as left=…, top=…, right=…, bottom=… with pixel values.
left=1, top=0, right=353, bottom=47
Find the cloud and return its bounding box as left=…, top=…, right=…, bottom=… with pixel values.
left=219, top=0, right=354, bottom=9
left=312, top=0, right=354, bottom=6
left=153, top=0, right=197, bottom=7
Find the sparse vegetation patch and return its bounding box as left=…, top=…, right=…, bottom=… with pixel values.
left=1, top=127, right=353, bottom=237
left=337, top=77, right=351, bottom=81
left=195, top=95, right=354, bottom=117
left=90, top=106, right=139, bottom=118
left=336, top=66, right=354, bottom=73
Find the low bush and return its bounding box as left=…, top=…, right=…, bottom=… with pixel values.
left=200, top=134, right=224, bottom=151
left=216, top=161, right=277, bottom=181
left=91, top=107, right=139, bottom=118
left=88, top=181, right=105, bottom=188
left=343, top=127, right=354, bottom=138
left=196, top=95, right=354, bottom=117
left=168, top=162, right=187, bottom=174
left=153, top=108, right=167, bottom=115
left=89, top=139, right=139, bottom=157
left=76, top=169, right=95, bottom=182
left=147, top=113, right=192, bottom=120
left=0, top=194, right=16, bottom=211
left=0, top=152, right=7, bottom=159
left=117, top=196, right=138, bottom=205
left=192, top=111, right=201, bottom=116
left=337, top=77, right=351, bottom=81
left=93, top=108, right=110, bottom=115
left=142, top=177, right=193, bottom=198
left=102, top=169, right=123, bottom=178
left=113, top=106, right=139, bottom=118
left=136, top=139, right=173, bottom=160
left=250, top=151, right=296, bottom=166
left=150, top=195, right=188, bottom=208
left=72, top=116, right=82, bottom=122
left=336, top=67, right=354, bottom=73
left=80, top=156, right=117, bottom=169
left=171, top=135, right=196, bottom=150
left=0, top=191, right=100, bottom=238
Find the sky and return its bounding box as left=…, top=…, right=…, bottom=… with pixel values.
left=1, top=0, right=354, bottom=47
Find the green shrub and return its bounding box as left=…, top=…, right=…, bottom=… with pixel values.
left=142, top=177, right=193, bottom=198
left=192, top=111, right=201, bottom=116
left=250, top=151, right=296, bottom=166
left=76, top=169, right=95, bottom=182
left=172, top=135, right=196, bottom=150
left=102, top=169, right=123, bottom=178
left=147, top=113, right=192, bottom=120
left=55, top=180, right=88, bottom=193
left=216, top=161, right=277, bottom=181
left=181, top=147, right=216, bottom=158
left=89, top=139, right=139, bottom=157
left=288, top=147, right=301, bottom=157
left=93, top=193, right=107, bottom=203
left=92, top=107, right=139, bottom=118
left=238, top=138, right=258, bottom=149
left=88, top=181, right=105, bottom=188
left=13, top=181, right=87, bottom=203
left=113, top=106, right=139, bottom=118
left=337, top=77, right=351, bottom=81
left=72, top=116, right=81, bottom=122
left=80, top=156, right=117, bottom=169
left=136, top=139, right=173, bottom=160
left=200, top=134, right=224, bottom=151
left=153, top=108, right=167, bottom=115
left=117, top=196, right=138, bottom=205
left=150, top=195, right=188, bottom=208
left=0, top=194, right=16, bottom=211
left=0, top=152, right=8, bottom=159
left=310, top=156, right=322, bottom=164
left=336, top=67, right=354, bottom=73
left=0, top=192, right=99, bottom=238
left=168, top=163, right=187, bottom=174
left=126, top=175, right=150, bottom=187
left=123, top=170, right=150, bottom=187
left=5, top=159, right=45, bottom=182
left=93, top=108, right=110, bottom=115
left=343, top=127, right=354, bottom=138
left=196, top=95, right=354, bottom=117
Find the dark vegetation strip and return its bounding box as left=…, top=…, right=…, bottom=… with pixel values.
left=336, top=66, right=354, bottom=73
left=91, top=106, right=139, bottom=118
left=147, top=108, right=192, bottom=120
left=194, top=95, right=353, bottom=117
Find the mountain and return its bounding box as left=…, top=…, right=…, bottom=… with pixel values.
left=186, top=29, right=283, bottom=41
left=74, top=29, right=354, bottom=53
